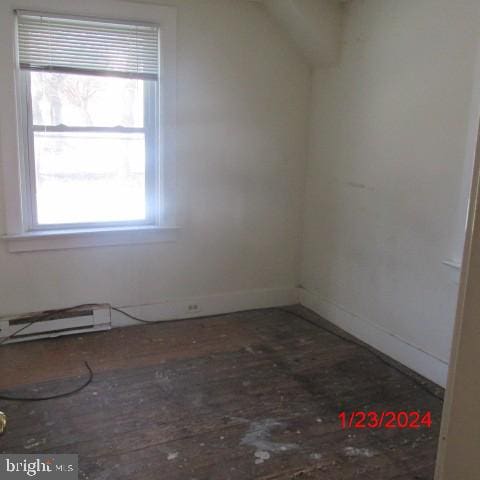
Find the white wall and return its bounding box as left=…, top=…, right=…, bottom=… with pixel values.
left=301, top=0, right=480, bottom=385
left=263, top=0, right=342, bottom=66
left=0, top=0, right=310, bottom=316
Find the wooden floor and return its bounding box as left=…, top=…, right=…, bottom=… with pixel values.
left=0, top=306, right=442, bottom=479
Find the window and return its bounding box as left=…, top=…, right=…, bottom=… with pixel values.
left=17, top=12, right=160, bottom=229
left=0, top=4, right=176, bottom=251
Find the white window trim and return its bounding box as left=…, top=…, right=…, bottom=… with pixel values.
left=0, top=0, right=177, bottom=252
left=3, top=225, right=179, bottom=252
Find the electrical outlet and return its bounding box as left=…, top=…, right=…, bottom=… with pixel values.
left=186, top=303, right=201, bottom=314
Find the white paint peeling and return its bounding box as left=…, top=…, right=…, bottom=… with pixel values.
left=254, top=450, right=270, bottom=464
left=241, top=418, right=299, bottom=454
left=24, top=438, right=46, bottom=450
left=344, top=446, right=377, bottom=458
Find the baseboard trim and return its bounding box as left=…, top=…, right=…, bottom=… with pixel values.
left=111, top=287, right=300, bottom=327
left=299, top=288, right=448, bottom=387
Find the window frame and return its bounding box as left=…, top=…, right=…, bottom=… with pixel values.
left=0, top=1, right=177, bottom=252
left=21, top=71, right=160, bottom=231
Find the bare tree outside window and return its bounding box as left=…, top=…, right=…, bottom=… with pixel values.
left=30, top=71, right=150, bottom=225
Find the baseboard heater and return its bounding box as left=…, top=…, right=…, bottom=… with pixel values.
left=0, top=305, right=111, bottom=345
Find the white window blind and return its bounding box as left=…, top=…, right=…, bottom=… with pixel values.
left=16, top=11, right=159, bottom=80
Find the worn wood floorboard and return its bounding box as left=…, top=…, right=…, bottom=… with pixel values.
left=0, top=306, right=442, bottom=479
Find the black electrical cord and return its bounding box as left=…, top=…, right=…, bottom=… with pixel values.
left=0, top=304, right=105, bottom=402
left=277, top=307, right=444, bottom=402
left=0, top=303, right=164, bottom=402
left=0, top=361, right=93, bottom=402
left=110, top=306, right=159, bottom=324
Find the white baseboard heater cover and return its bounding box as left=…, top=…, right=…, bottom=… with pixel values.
left=0, top=306, right=111, bottom=344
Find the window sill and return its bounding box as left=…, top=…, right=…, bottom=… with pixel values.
left=2, top=225, right=179, bottom=252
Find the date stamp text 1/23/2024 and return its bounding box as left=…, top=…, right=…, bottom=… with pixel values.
left=338, top=411, right=432, bottom=430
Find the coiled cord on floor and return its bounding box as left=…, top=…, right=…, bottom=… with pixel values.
left=0, top=303, right=179, bottom=402
left=0, top=362, right=93, bottom=402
